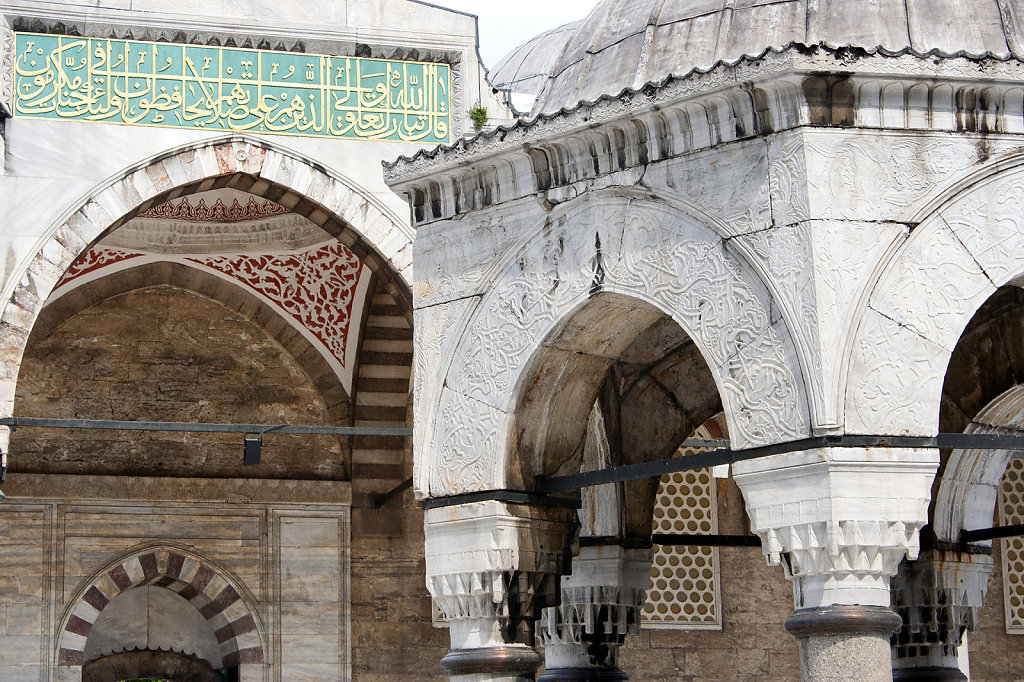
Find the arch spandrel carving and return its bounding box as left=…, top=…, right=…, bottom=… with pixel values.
left=0, top=134, right=413, bottom=430
left=846, top=164, right=1024, bottom=436
left=422, top=193, right=809, bottom=497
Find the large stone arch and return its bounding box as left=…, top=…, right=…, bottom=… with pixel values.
left=845, top=161, right=1024, bottom=435
left=0, top=134, right=413, bottom=437
left=32, top=261, right=351, bottom=419
left=55, top=544, right=266, bottom=672
left=419, top=191, right=809, bottom=497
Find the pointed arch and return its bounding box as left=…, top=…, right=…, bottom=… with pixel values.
left=417, top=191, right=809, bottom=496
left=0, top=134, right=413, bottom=429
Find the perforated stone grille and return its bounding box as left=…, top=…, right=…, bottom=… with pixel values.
left=1000, top=457, right=1024, bottom=634
left=642, top=429, right=722, bottom=629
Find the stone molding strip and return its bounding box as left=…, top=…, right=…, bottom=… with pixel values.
left=4, top=473, right=352, bottom=504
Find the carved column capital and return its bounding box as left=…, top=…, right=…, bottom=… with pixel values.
left=425, top=500, right=578, bottom=679
left=891, top=548, right=993, bottom=678
left=733, top=447, right=938, bottom=609
left=537, top=545, right=651, bottom=680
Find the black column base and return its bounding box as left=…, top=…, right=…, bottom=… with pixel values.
left=785, top=604, right=902, bottom=638
left=441, top=646, right=543, bottom=677
left=893, top=666, right=967, bottom=681
left=537, top=666, right=628, bottom=681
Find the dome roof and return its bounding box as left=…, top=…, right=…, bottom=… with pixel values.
left=501, top=0, right=1024, bottom=116
left=490, top=21, right=582, bottom=112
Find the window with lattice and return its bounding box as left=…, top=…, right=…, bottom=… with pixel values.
left=642, top=427, right=722, bottom=629
left=1000, top=457, right=1024, bottom=634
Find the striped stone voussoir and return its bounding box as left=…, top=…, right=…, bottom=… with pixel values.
left=58, top=548, right=264, bottom=669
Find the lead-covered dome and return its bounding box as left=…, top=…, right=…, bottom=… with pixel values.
left=496, top=0, right=1024, bottom=116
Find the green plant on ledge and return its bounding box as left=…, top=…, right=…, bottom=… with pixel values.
left=469, top=101, right=488, bottom=131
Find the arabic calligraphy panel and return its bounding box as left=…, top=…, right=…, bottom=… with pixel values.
left=13, top=32, right=450, bottom=144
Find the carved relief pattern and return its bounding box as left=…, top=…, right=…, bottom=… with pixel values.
left=413, top=211, right=515, bottom=307
left=434, top=389, right=506, bottom=493
left=767, top=132, right=809, bottom=228
left=650, top=143, right=771, bottom=236
left=847, top=310, right=949, bottom=435
left=188, top=243, right=362, bottom=367
left=414, top=299, right=479, bottom=494
left=805, top=134, right=975, bottom=220
left=869, top=221, right=993, bottom=348
left=108, top=214, right=328, bottom=253
left=812, top=221, right=906, bottom=428
left=431, top=197, right=807, bottom=495
left=939, top=173, right=1024, bottom=286
left=735, top=223, right=823, bottom=424
left=137, top=195, right=291, bottom=222
left=55, top=248, right=145, bottom=289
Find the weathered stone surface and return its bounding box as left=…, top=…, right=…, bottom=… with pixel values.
left=13, top=285, right=348, bottom=480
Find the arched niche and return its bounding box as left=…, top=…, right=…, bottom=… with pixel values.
left=0, top=134, right=413, bottom=440
left=56, top=546, right=265, bottom=675
left=83, top=585, right=223, bottom=670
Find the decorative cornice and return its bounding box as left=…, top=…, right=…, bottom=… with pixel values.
left=137, top=196, right=291, bottom=223
left=384, top=45, right=1024, bottom=228
left=386, top=43, right=1024, bottom=180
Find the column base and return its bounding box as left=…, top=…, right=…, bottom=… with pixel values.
left=537, top=666, right=628, bottom=681
left=441, top=646, right=543, bottom=681
left=892, top=667, right=967, bottom=681
left=786, top=606, right=902, bottom=682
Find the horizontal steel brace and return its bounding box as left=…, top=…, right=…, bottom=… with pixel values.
left=0, top=416, right=412, bottom=437
left=961, top=523, right=1024, bottom=543
left=534, top=433, right=1024, bottom=493
left=651, top=533, right=762, bottom=547
left=421, top=489, right=581, bottom=510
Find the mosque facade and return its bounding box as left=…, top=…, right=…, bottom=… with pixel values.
left=1, top=1, right=1024, bottom=681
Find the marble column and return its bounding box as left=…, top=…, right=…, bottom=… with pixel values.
left=890, top=548, right=992, bottom=681
left=733, top=447, right=938, bottom=682
left=425, top=499, right=578, bottom=681
left=536, top=544, right=651, bottom=681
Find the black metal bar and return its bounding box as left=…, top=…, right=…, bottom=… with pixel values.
left=0, top=417, right=411, bottom=437
left=421, top=490, right=581, bottom=510
left=374, top=477, right=414, bottom=508
left=961, top=524, right=1024, bottom=543
left=651, top=533, right=762, bottom=547
left=536, top=436, right=834, bottom=493
left=534, top=433, right=1024, bottom=493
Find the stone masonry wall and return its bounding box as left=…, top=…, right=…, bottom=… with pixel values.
left=12, top=285, right=347, bottom=479
left=621, top=476, right=799, bottom=681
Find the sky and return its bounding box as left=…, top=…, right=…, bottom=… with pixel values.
left=424, top=0, right=601, bottom=69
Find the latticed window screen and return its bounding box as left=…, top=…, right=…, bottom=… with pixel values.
left=1000, top=457, right=1024, bottom=633
left=642, top=426, right=723, bottom=629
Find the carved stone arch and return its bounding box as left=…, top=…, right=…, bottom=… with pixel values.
left=30, top=261, right=351, bottom=426
left=845, top=163, right=1024, bottom=435
left=421, top=191, right=809, bottom=497
left=0, top=134, right=413, bottom=431
left=56, top=544, right=266, bottom=671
